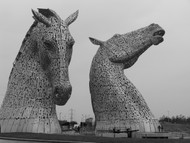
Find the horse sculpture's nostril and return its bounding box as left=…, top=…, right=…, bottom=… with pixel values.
left=153, top=30, right=165, bottom=36
left=53, top=85, right=72, bottom=105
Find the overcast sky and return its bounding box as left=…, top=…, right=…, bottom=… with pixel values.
left=0, top=0, right=190, bottom=122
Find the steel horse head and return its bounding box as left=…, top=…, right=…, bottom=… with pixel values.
left=31, top=8, right=78, bottom=105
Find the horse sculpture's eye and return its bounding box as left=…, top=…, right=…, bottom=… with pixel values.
left=44, top=41, right=54, bottom=52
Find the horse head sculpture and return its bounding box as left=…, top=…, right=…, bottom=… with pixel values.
left=90, top=23, right=165, bottom=69
left=30, top=8, right=78, bottom=105
left=89, top=23, right=165, bottom=134
left=0, top=8, right=78, bottom=133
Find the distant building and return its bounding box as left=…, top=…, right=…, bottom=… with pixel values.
left=59, top=120, right=77, bottom=131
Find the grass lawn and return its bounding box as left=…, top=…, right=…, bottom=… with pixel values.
left=0, top=132, right=190, bottom=143
left=162, top=122, right=190, bottom=134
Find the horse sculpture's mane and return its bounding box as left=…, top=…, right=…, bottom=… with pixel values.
left=0, top=8, right=78, bottom=133
left=9, top=21, right=37, bottom=80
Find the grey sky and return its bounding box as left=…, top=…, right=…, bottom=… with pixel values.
left=0, top=0, right=190, bottom=122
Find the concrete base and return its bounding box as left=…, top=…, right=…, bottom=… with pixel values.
left=0, top=117, right=61, bottom=134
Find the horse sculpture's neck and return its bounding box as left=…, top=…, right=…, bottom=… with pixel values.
left=90, top=45, right=157, bottom=133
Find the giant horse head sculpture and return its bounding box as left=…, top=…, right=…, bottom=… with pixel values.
left=30, top=8, right=78, bottom=105
left=0, top=9, right=78, bottom=133
left=89, top=24, right=165, bottom=134
left=90, top=23, right=165, bottom=69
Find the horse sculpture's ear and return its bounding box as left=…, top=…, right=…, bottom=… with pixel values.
left=32, top=9, right=51, bottom=27
left=89, top=37, right=104, bottom=46
left=65, top=10, right=79, bottom=26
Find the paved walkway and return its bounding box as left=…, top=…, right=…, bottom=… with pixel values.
left=0, top=137, right=96, bottom=143
left=0, top=139, right=39, bottom=143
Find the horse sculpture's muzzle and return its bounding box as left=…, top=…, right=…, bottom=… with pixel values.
left=150, top=24, right=165, bottom=45
left=53, top=84, right=72, bottom=105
